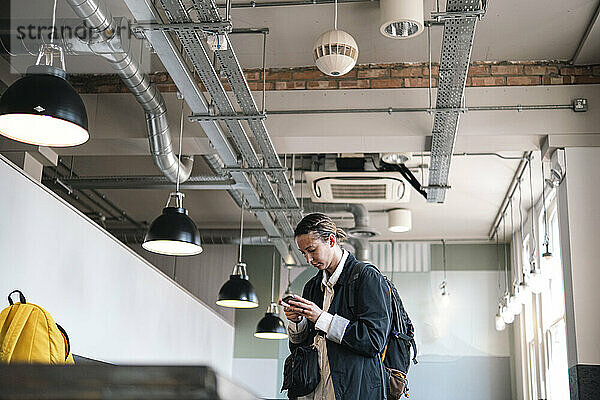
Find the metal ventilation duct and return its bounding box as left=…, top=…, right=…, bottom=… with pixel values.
left=427, top=0, right=483, bottom=203
left=303, top=200, right=378, bottom=240
left=65, top=0, right=193, bottom=183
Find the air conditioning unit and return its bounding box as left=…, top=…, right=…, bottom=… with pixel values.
left=305, top=172, right=410, bottom=203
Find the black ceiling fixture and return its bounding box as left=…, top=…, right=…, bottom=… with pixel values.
left=0, top=45, right=88, bottom=147
left=217, top=201, right=259, bottom=308
left=255, top=253, right=287, bottom=339
left=143, top=99, right=202, bottom=256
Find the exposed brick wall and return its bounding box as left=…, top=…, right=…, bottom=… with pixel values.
left=69, top=61, right=600, bottom=94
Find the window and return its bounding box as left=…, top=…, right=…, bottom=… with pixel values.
left=538, top=200, right=568, bottom=399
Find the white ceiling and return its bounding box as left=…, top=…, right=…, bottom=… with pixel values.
left=227, top=0, right=600, bottom=67
left=6, top=0, right=600, bottom=73
left=2, top=0, right=600, bottom=242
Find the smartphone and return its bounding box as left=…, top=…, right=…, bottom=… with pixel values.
left=281, top=294, right=296, bottom=307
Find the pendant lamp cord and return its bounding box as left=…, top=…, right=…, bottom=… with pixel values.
left=238, top=201, right=245, bottom=263
left=334, top=0, right=338, bottom=30
left=286, top=263, right=291, bottom=293
left=527, top=157, right=537, bottom=259
left=503, top=213, right=508, bottom=296
left=541, top=161, right=549, bottom=246
left=50, top=0, right=58, bottom=45
left=442, top=239, right=447, bottom=283
left=496, top=230, right=501, bottom=301
left=271, top=252, right=277, bottom=303
left=509, top=197, right=516, bottom=288
left=176, top=99, right=184, bottom=197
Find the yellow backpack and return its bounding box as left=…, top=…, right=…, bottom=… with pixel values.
left=0, top=290, right=74, bottom=364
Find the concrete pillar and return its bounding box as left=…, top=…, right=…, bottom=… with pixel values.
left=554, top=147, right=600, bottom=400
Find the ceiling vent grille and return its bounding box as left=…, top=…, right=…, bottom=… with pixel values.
left=306, top=172, right=410, bottom=203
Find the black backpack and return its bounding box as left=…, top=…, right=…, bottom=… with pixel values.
left=349, top=263, right=418, bottom=395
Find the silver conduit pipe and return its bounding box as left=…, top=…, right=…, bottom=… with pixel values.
left=66, top=0, right=193, bottom=182
left=303, top=200, right=377, bottom=238
left=347, top=238, right=371, bottom=263
left=112, top=228, right=270, bottom=245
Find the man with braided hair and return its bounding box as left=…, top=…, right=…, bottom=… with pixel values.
left=281, top=213, right=392, bottom=399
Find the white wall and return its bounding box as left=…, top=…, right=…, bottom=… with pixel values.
left=0, top=155, right=234, bottom=375
left=393, top=271, right=510, bottom=358
left=390, top=271, right=512, bottom=400
left=557, top=147, right=600, bottom=367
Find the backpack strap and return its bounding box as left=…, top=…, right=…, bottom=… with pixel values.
left=0, top=304, right=34, bottom=361
left=348, top=262, right=365, bottom=315
left=7, top=290, right=26, bottom=305
left=55, top=324, right=71, bottom=361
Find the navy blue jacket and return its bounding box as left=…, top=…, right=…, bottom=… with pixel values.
left=290, top=252, right=392, bottom=399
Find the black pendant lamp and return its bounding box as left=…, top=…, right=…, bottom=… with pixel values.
left=255, top=303, right=288, bottom=339
left=143, top=100, right=202, bottom=256
left=217, top=201, right=259, bottom=308
left=0, top=26, right=88, bottom=147
left=255, top=253, right=288, bottom=340
left=142, top=192, right=203, bottom=256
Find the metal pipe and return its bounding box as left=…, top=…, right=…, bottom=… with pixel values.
left=46, top=174, right=235, bottom=190
left=217, top=0, right=373, bottom=8
left=570, top=0, right=600, bottom=64
left=65, top=0, right=193, bottom=183
left=347, top=238, right=371, bottom=263
left=54, top=159, right=146, bottom=228
left=267, top=103, right=575, bottom=116
left=303, top=200, right=377, bottom=261
left=488, top=151, right=533, bottom=239
left=112, top=228, right=270, bottom=245
left=412, top=152, right=527, bottom=160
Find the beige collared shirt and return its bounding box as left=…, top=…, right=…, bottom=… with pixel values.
left=288, top=250, right=351, bottom=400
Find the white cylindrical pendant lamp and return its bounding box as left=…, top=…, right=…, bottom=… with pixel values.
left=380, top=0, right=425, bottom=39
left=388, top=208, right=412, bottom=232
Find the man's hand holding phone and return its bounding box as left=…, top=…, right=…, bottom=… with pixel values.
left=279, top=294, right=323, bottom=324
left=280, top=294, right=303, bottom=323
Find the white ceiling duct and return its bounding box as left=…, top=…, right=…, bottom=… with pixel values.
left=380, top=0, right=425, bottom=39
